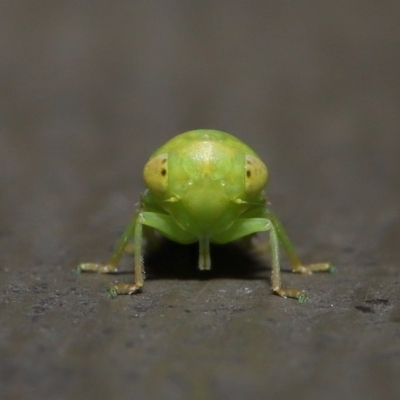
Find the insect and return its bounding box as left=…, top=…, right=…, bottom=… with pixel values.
left=77, top=129, right=332, bottom=301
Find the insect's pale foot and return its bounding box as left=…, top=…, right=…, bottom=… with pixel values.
left=274, top=287, right=308, bottom=303
left=107, top=283, right=143, bottom=298
left=76, top=263, right=117, bottom=274
left=293, top=262, right=333, bottom=275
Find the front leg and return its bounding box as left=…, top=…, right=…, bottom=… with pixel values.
left=267, top=221, right=307, bottom=302
left=107, top=211, right=196, bottom=296
left=212, top=218, right=308, bottom=301
left=77, top=211, right=144, bottom=297
left=106, top=212, right=145, bottom=297
left=264, top=209, right=333, bottom=274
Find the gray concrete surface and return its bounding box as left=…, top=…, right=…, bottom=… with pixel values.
left=1, top=2, right=400, bottom=399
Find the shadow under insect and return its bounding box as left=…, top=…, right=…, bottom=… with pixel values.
left=142, top=238, right=267, bottom=281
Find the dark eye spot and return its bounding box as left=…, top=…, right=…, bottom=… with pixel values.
left=246, top=170, right=251, bottom=178
left=161, top=158, right=167, bottom=164
left=161, top=168, right=167, bottom=176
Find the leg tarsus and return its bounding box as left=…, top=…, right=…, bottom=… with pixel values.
left=77, top=211, right=146, bottom=298
left=273, top=287, right=308, bottom=303
left=107, top=283, right=143, bottom=298
left=292, top=262, right=333, bottom=274
left=267, top=220, right=308, bottom=303
left=76, top=263, right=118, bottom=274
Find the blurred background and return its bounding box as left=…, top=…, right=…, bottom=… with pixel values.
left=1, top=2, right=400, bottom=399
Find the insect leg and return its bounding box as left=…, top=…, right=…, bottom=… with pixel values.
left=267, top=221, right=307, bottom=302
left=212, top=218, right=307, bottom=301
left=77, top=212, right=138, bottom=274
left=107, top=212, right=145, bottom=297
left=124, top=225, right=161, bottom=255
left=198, top=236, right=211, bottom=270
left=265, top=209, right=333, bottom=274
left=107, top=211, right=197, bottom=296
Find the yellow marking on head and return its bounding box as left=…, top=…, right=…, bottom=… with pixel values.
left=245, top=155, right=268, bottom=196
left=143, top=153, right=168, bottom=195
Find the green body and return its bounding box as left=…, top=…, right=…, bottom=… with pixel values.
left=141, top=130, right=269, bottom=267
left=78, top=130, right=332, bottom=301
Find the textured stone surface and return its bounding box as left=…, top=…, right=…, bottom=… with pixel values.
left=1, top=3, right=400, bottom=399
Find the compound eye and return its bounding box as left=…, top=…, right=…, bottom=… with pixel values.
left=143, top=153, right=168, bottom=194
left=245, top=155, right=268, bottom=196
